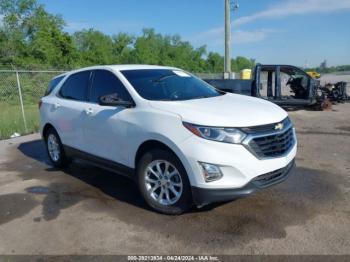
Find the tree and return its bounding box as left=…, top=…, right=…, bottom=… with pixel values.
left=0, top=0, right=77, bottom=68
left=133, top=28, right=162, bottom=65
left=0, top=0, right=37, bottom=66
left=0, top=0, right=259, bottom=72
left=73, top=29, right=114, bottom=66
left=112, top=32, right=135, bottom=63
left=26, top=6, right=77, bottom=67
left=206, top=52, right=224, bottom=73
left=232, top=56, right=255, bottom=72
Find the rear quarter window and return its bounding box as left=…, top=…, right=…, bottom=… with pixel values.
left=45, top=75, right=65, bottom=96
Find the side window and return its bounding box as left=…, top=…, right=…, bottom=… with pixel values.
left=59, top=71, right=91, bottom=101
left=90, top=70, right=132, bottom=103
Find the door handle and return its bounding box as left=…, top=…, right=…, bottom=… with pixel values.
left=85, top=108, right=94, bottom=115
left=54, top=102, right=61, bottom=109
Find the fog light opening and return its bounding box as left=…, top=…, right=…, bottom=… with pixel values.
left=199, top=162, right=223, bottom=182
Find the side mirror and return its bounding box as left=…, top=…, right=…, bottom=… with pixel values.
left=99, top=93, right=135, bottom=108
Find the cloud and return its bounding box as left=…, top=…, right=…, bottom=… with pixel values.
left=234, top=0, right=350, bottom=26
left=189, top=27, right=278, bottom=49
left=189, top=0, right=350, bottom=52
left=234, top=29, right=279, bottom=44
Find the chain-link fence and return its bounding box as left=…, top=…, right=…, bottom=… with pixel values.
left=0, top=70, right=66, bottom=139
left=0, top=69, right=229, bottom=140
left=1, top=68, right=349, bottom=140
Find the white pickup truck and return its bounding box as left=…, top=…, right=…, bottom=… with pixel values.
left=40, top=65, right=297, bottom=214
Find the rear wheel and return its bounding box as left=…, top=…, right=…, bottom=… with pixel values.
left=45, top=128, right=69, bottom=168
left=137, top=149, right=192, bottom=215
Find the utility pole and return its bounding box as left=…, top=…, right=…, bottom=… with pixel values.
left=224, top=0, right=239, bottom=79
left=224, top=0, right=231, bottom=79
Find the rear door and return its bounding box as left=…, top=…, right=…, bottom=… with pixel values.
left=83, top=69, right=135, bottom=164
left=52, top=70, right=91, bottom=150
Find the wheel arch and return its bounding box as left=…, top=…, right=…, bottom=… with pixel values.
left=135, top=140, right=178, bottom=168
left=42, top=123, right=57, bottom=140
left=134, top=139, right=195, bottom=186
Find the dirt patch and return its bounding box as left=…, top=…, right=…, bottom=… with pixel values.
left=80, top=166, right=345, bottom=247
left=1, top=138, right=348, bottom=248
left=12, top=154, right=344, bottom=248
left=0, top=193, right=38, bottom=225
left=24, top=181, right=116, bottom=221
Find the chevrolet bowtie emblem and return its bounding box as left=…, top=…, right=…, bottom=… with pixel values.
left=275, top=123, right=284, bottom=130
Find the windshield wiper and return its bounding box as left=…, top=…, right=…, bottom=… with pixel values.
left=152, top=74, right=176, bottom=83
left=194, top=93, right=223, bottom=99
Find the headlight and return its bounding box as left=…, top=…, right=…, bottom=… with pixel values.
left=183, top=122, right=247, bottom=144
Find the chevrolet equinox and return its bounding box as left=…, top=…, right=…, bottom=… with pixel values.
left=39, top=65, right=297, bottom=214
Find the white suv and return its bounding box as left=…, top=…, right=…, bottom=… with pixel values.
left=40, top=65, right=297, bottom=214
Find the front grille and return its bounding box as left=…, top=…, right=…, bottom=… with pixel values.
left=252, top=160, right=295, bottom=188
left=247, top=127, right=295, bottom=158
left=241, top=117, right=291, bottom=134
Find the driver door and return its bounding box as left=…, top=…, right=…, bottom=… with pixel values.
left=82, top=69, right=135, bottom=165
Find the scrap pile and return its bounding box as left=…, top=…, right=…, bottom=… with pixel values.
left=321, top=82, right=348, bottom=103
left=315, top=81, right=349, bottom=110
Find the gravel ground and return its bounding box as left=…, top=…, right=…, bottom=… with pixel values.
left=0, top=104, right=349, bottom=255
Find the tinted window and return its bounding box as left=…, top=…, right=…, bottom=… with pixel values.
left=59, top=71, right=90, bottom=101
left=45, top=75, right=65, bottom=95
left=121, top=69, right=222, bottom=101
left=90, top=70, right=132, bottom=103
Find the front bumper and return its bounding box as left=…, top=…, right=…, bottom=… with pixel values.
left=191, top=159, right=295, bottom=205
left=177, top=131, right=297, bottom=189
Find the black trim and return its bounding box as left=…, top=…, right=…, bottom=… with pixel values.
left=191, top=159, right=295, bottom=206
left=63, top=145, right=135, bottom=179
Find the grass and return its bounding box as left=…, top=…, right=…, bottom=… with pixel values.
left=0, top=71, right=60, bottom=139
left=0, top=102, right=40, bottom=140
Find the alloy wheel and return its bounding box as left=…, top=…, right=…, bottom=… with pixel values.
left=144, top=160, right=183, bottom=206
left=47, top=133, right=60, bottom=162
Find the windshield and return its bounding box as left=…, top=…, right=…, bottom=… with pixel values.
left=121, top=69, right=223, bottom=101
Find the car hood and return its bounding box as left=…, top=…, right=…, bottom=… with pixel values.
left=149, top=93, right=288, bottom=127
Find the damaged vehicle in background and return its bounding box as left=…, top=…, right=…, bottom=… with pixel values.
left=205, top=64, right=349, bottom=110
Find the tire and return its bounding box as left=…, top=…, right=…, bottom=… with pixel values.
left=137, top=149, right=192, bottom=215
left=332, top=90, right=339, bottom=102
left=45, top=127, right=69, bottom=168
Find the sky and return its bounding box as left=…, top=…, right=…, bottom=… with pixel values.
left=38, top=0, right=350, bottom=67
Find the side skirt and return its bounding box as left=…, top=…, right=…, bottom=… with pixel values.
left=63, top=145, right=135, bottom=180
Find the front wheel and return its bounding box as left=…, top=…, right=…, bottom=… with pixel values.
left=137, top=149, right=192, bottom=215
